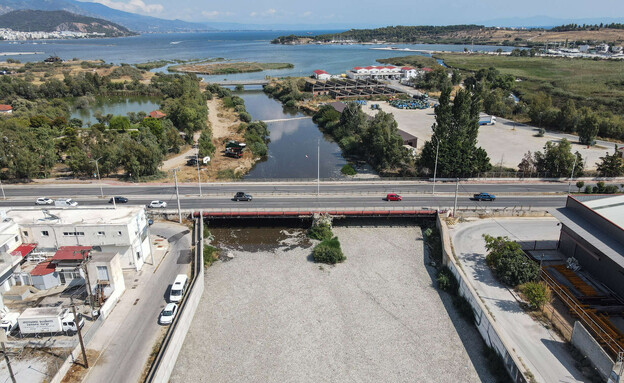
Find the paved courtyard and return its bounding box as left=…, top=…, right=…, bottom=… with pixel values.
left=171, top=224, right=495, bottom=383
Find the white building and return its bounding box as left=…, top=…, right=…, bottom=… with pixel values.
left=346, top=65, right=418, bottom=81
left=0, top=211, right=26, bottom=295
left=313, top=70, right=331, bottom=80
left=7, top=207, right=151, bottom=271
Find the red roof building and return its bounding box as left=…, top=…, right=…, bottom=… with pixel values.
left=313, top=70, right=329, bottom=75
left=421, top=67, right=433, bottom=72
left=52, top=246, right=92, bottom=261
left=0, top=104, right=12, bottom=114
left=11, top=243, right=37, bottom=258
left=30, top=261, right=56, bottom=276
left=148, top=110, right=167, bottom=119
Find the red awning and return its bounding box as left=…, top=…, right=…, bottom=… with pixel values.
left=11, top=243, right=37, bottom=257
left=30, top=261, right=56, bottom=276
left=52, top=246, right=92, bottom=261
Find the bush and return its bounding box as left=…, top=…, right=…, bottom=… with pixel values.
left=203, top=245, right=219, bottom=266
left=584, top=185, right=594, bottom=194
left=341, top=164, right=356, bottom=176
left=575, top=181, right=585, bottom=192
left=308, top=223, right=333, bottom=241
left=536, top=128, right=545, bottom=137
left=483, top=235, right=539, bottom=287
left=312, top=237, right=346, bottom=264
left=519, top=281, right=551, bottom=310
left=436, top=267, right=458, bottom=293
left=239, top=111, right=252, bottom=123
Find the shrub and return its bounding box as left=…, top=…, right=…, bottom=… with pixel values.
left=519, top=281, right=551, bottom=310
left=584, top=185, right=594, bottom=194
left=436, top=267, right=458, bottom=293
left=536, top=128, right=545, bottom=137
left=341, top=164, right=356, bottom=176
left=308, top=223, right=333, bottom=241
left=604, top=185, right=619, bottom=194
left=575, top=181, right=584, bottom=192
left=239, top=111, right=252, bottom=123
left=235, top=84, right=244, bottom=91
left=312, top=237, right=346, bottom=264
left=483, top=235, right=539, bottom=287
left=203, top=245, right=219, bottom=266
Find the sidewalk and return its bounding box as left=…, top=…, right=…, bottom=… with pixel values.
left=450, top=218, right=588, bottom=383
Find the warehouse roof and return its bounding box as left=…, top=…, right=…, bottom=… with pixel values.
left=7, top=207, right=144, bottom=226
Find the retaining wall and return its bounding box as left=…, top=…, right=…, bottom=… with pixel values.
left=145, top=216, right=205, bottom=383
left=571, top=321, right=615, bottom=380
left=436, top=214, right=528, bottom=383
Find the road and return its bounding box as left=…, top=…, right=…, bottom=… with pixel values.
left=450, top=219, right=588, bottom=383
left=83, top=222, right=192, bottom=383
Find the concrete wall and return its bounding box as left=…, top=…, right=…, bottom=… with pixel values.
left=571, top=321, right=615, bottom=380
left=146, top=217, right=204, bottom=383
left=437, top=215, right=529, bottom=383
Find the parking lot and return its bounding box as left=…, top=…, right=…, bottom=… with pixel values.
left=171, top=222, right=495, bottom=383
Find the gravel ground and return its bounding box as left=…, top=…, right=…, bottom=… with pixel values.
left=171, top=223, right=494, bottom=383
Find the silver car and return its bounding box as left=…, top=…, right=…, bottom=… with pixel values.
left=159, top=303, right=178, bottom=325
left=35, top=197, right=54, bottom=205
left=148, top=200, right=167, bottom=208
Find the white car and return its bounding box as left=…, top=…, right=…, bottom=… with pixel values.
left=159, top=303, right=178, bottom=325
left=35, top=197, right=54, bottom=205
left=148, top=200, right=167, bottom=208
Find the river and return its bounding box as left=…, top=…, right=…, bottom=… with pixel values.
left=238, top=90, right=347, bottom=179
left=70, top=95, right=161, bottom=126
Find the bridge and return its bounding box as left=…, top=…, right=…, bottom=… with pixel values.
left=208, top=79, right=270, bottom=86
left=262, top=116, right=312, bottom=123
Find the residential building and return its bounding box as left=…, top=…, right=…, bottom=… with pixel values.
left=549, top=195, right=624, bottom=298
left=7, top=207, right=151, bottom=271
left=0, top=105, right=12, bottom=114
left=148, top=110, right=167, bottom=119
left=313, top=70, right=331, bottom=80
left=346, top=65, right=418, bottom=81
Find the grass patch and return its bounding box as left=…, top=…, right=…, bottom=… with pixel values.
left=341, top=164, right=357, bottom=176
left=203, top=245, right=219, bottom=267
left=436, top=53, right=624, bottom=113
left=377, top=55, right=439, bottom=68
left=169, top=62, right=294, bottom=75
left=216, top=169, right=244, bottom=180
left=134, top=60, right=173, bottom=71
left=312, top=237, right=346, bottom=264
left=308, top=222, right=333, bottom=241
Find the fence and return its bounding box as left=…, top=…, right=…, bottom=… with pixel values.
left=437, top=214, right=528, bottom=383
left=144, top=215, right=205, bottom=382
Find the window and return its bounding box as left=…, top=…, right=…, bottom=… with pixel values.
left=97, top=231, right=105, bottom=236
left=96, top=266, right=110, bottom=281
left=62, top=232, right=85, bottom=236
left=14, top=236, right=18, bottom=242
left=22, top=231, right=28, bottom=237
left=117, top=231, right=122, bottom=236
left=41, top=231, right=49, bottom=237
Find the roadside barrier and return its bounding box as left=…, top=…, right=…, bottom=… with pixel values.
left=437, top=214, right=529, bottom=383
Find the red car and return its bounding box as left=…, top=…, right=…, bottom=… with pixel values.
left=386, top=193, right=402, bottom=201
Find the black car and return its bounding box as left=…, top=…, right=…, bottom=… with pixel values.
left=186, top=158, right=198, bottom=166
left=233, top=192, right=252, bottom=201
left=109, top=196, right=128, bottom=204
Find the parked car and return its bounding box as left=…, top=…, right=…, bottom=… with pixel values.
left=233, top=192, right=252, bottom=201
left=473, top=193, right=496, bottom=201
left=159, top=303, right=178, bottom=325
left=35, top=197, right=54, bottom=205
left=186, top=158, right=198, bottom=166
left=109, top=196, right=128, bottom=204
left=385, top=193, right=402, bottom=201
left=148, top=200, right=167, bottom=208
left=54, top=198, right=78, bottom=207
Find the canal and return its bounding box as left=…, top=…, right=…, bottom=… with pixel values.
left=237, top=90, right=347, bottom=179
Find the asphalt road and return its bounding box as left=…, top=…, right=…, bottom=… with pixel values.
left=83, top=223, right=192, bottom=383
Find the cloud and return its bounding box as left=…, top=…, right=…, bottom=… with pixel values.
left=201, top=10, right=231, bottom=19
left=91, top=0, right=163, bottom=15
left=249, top=8, right=280, bottom=17
left=302, top=11, right=312, bottom=17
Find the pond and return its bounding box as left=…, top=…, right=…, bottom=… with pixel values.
left=237, top=90, right=347, bottom=179
left=70, top=95, right=161, bottom=126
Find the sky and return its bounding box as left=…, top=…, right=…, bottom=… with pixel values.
left=85, top=0, right=624, bottom=26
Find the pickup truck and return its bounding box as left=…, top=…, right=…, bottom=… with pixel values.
left=473, top=193, right=496, bottom=201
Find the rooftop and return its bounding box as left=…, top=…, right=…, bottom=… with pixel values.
left=149, top=110, right=167, bottom=119
left=11, top=243, right=37, bottom=257
left=30, top=261, right=56, bottom=276
left=7, top=207, right=145, bottom=227
left=52, top=246, right=92, bottom=261
left=582, top=194, right=624, bottom=228
left=0, top=104, right=12, bottom=111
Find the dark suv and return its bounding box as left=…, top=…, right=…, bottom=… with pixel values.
left=473, top=193, right=496, bottom=201
left=233, top=192, right=252, bottom=201
left=109, top=196, right=128, bottom=204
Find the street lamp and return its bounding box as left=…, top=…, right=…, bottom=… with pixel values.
left=432, top=138, right=440, bottom=195
left=0, top=178, right=5, bottom=200
left=196, top=149, right=202, bottom=197
left=92, top=157, right=103, bottom=198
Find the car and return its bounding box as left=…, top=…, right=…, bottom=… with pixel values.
left=385, top=193, right=402, bottom=201
left=35, top=197, right=54, bottom=205
left=473, top=193, right=496, bottom=201
left=159, top=303, right=178, bottom=325
left=109, top=196, right=128, bottom=204
left=233, top=192, right=252, bottom=201
left=148, top=219, right=154, bottom=226
left=148, top=200, right=167, bottom=208
left=186, top=158, right=198, bottom=166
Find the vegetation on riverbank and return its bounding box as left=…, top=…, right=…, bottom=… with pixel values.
left=377, top=55, right=438, bottom=69
left=263, top=78, right=312, bottom=108
left=170, top=62, right=294, bottom=75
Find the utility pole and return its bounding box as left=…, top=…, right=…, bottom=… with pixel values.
left=0, top=178, right=5, bottom=200
left=71, top=301, right=88, bottom=368
left=1, top=342, right=16, bottom=383
left=93, top=158, right=103, bottom=198
left=317, top=139, right=320, bottom=198
left=432, top=139, right=440, bottom=195
left=196, top=150, right=202, bottom=197
left=568, top=155, right=577, bottom=194
left=173, top=168, right=182, bottom=224
left=78, top=249, right=93, bottom=310
left=453, top=178, right=459, bottom=217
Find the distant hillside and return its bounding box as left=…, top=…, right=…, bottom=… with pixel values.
left=0, top=0, right=212, bottom=33
left=0, top=10, right=134, bottom=37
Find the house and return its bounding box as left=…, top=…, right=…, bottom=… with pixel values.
left=401, top=67, right=418, bottom=79
left=313, top=70, right=331, bottom=81
left=0, top=105, right=12, bottom=114
left=148, top=110, right=167, bottom=119
left=87, top=252, right=125, bottom=318
left=421, top=67, right=433, bottom=73
left=0, top=212, right=25, bottom=294
left=7, top=207, right=152, bottom=271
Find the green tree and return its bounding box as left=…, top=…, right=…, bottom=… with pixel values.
left=596, top=146, right=624, bottom=177
left=576, top=180, right=585, bottom=192
left=109, top=115, right=131, bottom=131
left=577, top=108, right=599, bottom=146
left=528, top=92, right=555, bottom=128
left=519, top=282, right=551, bottom=310
left=198, top=129, right=216, bottom=158
left=419, top=87, right=491, bottom=177
left=534, top=139, right=584, bottom=177
left=362, top=111, right=409, bottom=170
left=483, top=234, right=539, bottom=287
left=557, top=99, right=579, bottom=133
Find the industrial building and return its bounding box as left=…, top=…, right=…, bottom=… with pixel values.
left=6, top=207, right=151, bottom=272
left=346, top=65, right=419, bottom=81
left=313, top=69, right=331, bottom=80
left=550, top=195, right=624, bottom=298
left=305, top=78, right=403, bottom=99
